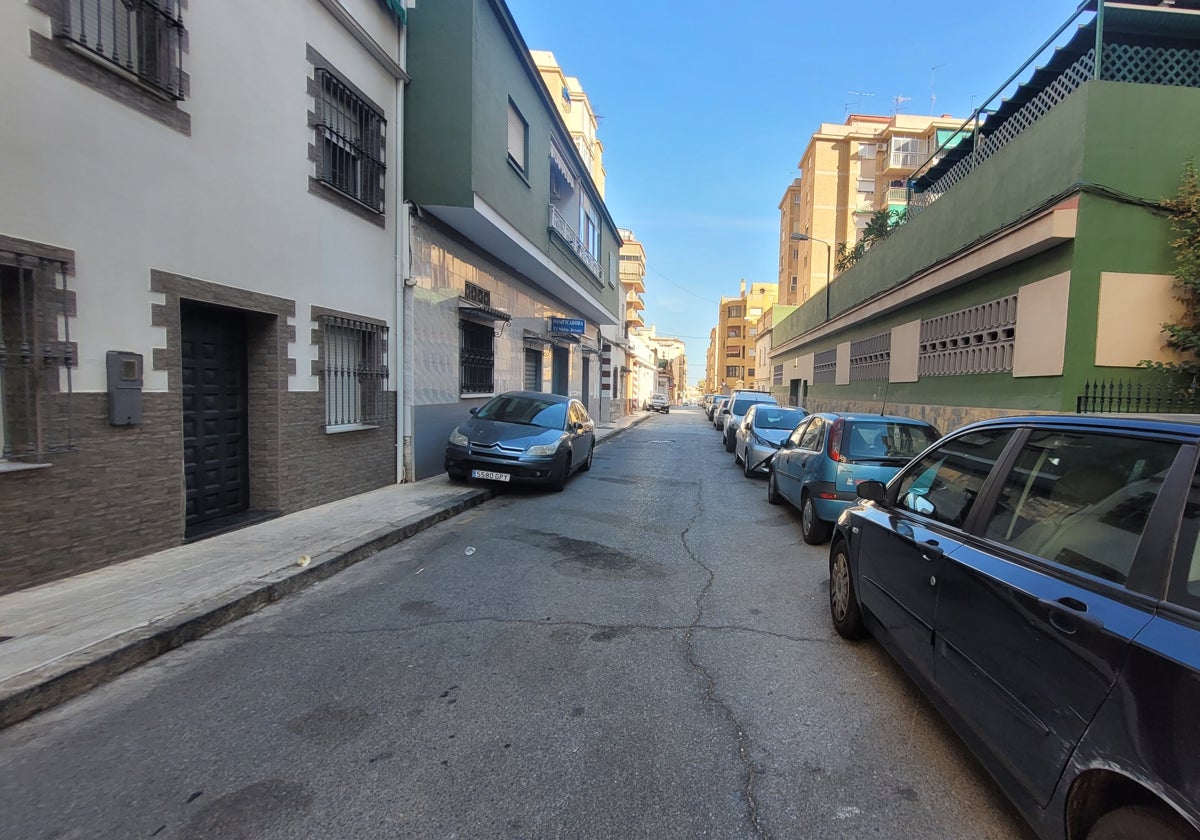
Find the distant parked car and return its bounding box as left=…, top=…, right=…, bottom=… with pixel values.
left=829, top=413, right=1200, bottom=840
left=444, top=390, right=595, bottom=491
left=709, top=396, right=729, bottom=426
left=648, top=393, right=670, bottom=413
left=706, top=396, right=726, bottom=422
left=722, top=391, right=779, bottom=452
left=734, top=404, right=808, bottom=477
left=768, top=412, right=939, bottom=544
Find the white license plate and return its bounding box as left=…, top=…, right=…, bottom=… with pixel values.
left=471, top=469, right=511, bottom=482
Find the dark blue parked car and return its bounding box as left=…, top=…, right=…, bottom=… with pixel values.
left=829, top=414, right=1200, bottom=840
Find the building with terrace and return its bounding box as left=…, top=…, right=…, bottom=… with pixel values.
left=767, top=0, right=1200, bottom=432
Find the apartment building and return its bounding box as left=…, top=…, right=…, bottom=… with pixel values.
left=403, top=0, right=622, bottom=478
left=531, top=51, right=606, bottom=197
left=713, top=281, right=777, bottom=393
left=0, top=0, right=409, bottom=594
left=782, top=113, right=966, bottom=307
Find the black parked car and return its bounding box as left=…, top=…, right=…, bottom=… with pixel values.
left=444, top=391, right=595, bottom=491
left=828, top=414, right=1200, bottom=840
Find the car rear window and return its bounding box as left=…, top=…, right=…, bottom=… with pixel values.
left=843, top=421, right=938, bottom=461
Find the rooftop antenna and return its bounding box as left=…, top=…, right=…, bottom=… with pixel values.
left=892, top=94, right=911, bottom=115
left=847, top=90, right=876, bottom=116
left=930, top=64, right=946, bottom=115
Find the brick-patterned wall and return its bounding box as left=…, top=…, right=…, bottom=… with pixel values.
left=279, top=391, right=396, bottom=511
left=796, top=398, right=1045, bottom=437
left=0, top=393, right=183, bottom=595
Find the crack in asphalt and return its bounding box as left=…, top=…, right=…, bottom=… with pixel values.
left=215, top=618, right=830, bottom=645
left=679, top=470, right=769, bottom=840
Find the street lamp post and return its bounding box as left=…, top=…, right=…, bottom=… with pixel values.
left=791, top=233, right=833, bottom=321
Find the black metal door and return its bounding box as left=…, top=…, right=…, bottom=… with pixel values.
left=581, top=357, right=590, bottom=409
left=181, top=303, right=249, bottom=531
left=551, top=346, right=569, bottom=395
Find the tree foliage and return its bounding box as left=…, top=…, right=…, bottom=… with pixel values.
left=1142, top=160, right=1200, bottom=380
left=834, top=208, right=907, bottom=273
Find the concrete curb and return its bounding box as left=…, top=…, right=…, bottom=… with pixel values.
left=0, top=488, right=493, bottom=731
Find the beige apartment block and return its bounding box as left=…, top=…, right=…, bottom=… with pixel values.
left=713, top=280, right=778, bottom=392
left=782, top=112, right=967, bottom=306
left=531, top=50, right=605, bottom=197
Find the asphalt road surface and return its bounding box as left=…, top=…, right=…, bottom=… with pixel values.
left=0, top=407, right=1035, bottom=840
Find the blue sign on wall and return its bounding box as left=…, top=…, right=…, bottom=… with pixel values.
left=550, top=317, right=585, bottom=334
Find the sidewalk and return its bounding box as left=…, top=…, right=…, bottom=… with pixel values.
left=0, top=410, right=654, bottom=730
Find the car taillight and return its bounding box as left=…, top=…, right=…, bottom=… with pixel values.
left=828, top=418, right=846, bottom=462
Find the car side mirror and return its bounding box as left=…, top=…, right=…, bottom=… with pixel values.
left=857, top=480, right=888, bottom=504
left=469, top=407, right=479, bottom=416
left=780, top=439, right=796, bottom=450
left=572, top=422, right=584, bottom=432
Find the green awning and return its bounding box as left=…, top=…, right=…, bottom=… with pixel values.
left=379, top=0, right=407, bottom=24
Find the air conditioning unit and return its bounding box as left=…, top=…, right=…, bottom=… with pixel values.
left=876, top=143, right=888, bottom=153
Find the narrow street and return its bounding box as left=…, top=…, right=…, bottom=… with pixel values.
left=0, top=408, right=1032, bottom=840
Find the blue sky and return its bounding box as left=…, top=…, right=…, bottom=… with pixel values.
left=504, top=0, right=1084, bottom=384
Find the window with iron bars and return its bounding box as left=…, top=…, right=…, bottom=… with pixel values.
left=321, top=315, right=390, bottom=430
left=315, top=69, right=386, bottom=214
left=460, top=320, right=495, bottom=395
left=1, top=252, right=76, bottom=461
left=61, top=0, right=185, bottom=100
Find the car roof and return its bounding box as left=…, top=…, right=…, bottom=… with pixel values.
left=953, top=413, right=1200, bottom=437
left=806, top=411, right=936, bottom=425
left=498, top=390, right=571, bottom=404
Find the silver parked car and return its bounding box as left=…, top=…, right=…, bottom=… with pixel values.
left=733, top=404, right=808, bottom=477
left=721, top=391, right=779, bottom=452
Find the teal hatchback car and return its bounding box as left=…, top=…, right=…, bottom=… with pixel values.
left=768, top=412, right=939, bottom=544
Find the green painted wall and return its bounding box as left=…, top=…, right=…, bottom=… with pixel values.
left=770, top=80, right=1200, bottom=418
left=403, top=0, right=474, bottom=208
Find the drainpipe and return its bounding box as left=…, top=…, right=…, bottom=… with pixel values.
left=395, top=17, right=413, bottom=483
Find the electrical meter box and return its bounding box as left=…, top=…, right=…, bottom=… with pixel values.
left=106, top=350, right=143, bottom=426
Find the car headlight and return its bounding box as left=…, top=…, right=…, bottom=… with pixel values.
left=448, top=428, right=468, bottom=446
left=526, top=436, right=566, bottom=456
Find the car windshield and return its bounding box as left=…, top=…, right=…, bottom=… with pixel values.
left=475, top=395, right=567, bottom=429
left=843, top=421, right=938, bottom=461
left=754, top=408, right=806, bottom=430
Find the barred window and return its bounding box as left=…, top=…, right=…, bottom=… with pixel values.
left=813, top=348, right=837, bottom=384
left=321, top=316, right=389, bottom=430
left=1, top=252, right=75, bottom=461
left=61, top=0, right=185, bottom=100
left=460, top=320, right=495, bottom=395
left=773, top=364, right=784, bottom=386
left=316, top=69, right=386, bottom=214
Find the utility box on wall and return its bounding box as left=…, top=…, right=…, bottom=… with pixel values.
left=106, top=351, right=143, bottom=426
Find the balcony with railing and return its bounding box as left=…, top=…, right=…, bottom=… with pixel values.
left=908, top=1, right=1200, bottom=217
left=548, top=204, right=602, bottom=279
left=625, top=291, right=645, bottom=311
left=60, top=0, right=185, bottom=100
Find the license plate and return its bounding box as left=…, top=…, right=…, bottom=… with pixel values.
left=471, top=469, right=511, bottom=482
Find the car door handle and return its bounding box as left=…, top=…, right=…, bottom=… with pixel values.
left=896, top=531, right=944, bottom=560
left=1037, top=596, right=1103, bottom=634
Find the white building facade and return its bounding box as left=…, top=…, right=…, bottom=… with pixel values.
left=0, top=0, right=409, bottom=593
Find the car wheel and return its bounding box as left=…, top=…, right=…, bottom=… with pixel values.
left=580, top=442, right=595, bottom=472
left=733, top=446, right=743, bottom=466
left=549, top=454, right=571, bottom=492
left=724, top=430, right=735, bottom=452
left=742, top=452, right=755, bottom=479
left=801, top=494, right=833, bottom=545
left=1088, top=806, right=1195, bottom=840
left=767, top=469, right=783, bottom=505
left=829, top=540, right=867, bottom=640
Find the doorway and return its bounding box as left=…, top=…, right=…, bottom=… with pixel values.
left=181, top=302, right=249, bottom=536
left=551, top=345, right=569, bottom=395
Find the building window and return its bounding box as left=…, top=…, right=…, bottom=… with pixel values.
left=727, top=326, right=741, bottom=338
left=1, top=252, right=76, bottom=460
left=772, top=364, right=784, bottom=386
left=790, top=275, right=798, bottom=292
left=321, top=315, right=390, bottom=430
left=727, top=305, right=743, bottom=319
left=524, top=348, right=542, bottom=391
left=315, top=69, right=386, bottom=214
left=460, top=319, right=495, bottom=395
left=61, top=0, right=185, bottom=100
left=726, top=365, right=741, bottom=378
left=726, top=347, right=742, bottom=358
left=813, top=348, right=837, bottom=384
left=507, top=99, right=528, bottom=173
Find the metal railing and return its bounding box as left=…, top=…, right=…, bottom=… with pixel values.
left=321, top=316, right=390, bottom=428
left=1076, top=379, right=1200, bottom=415
left=61, top=0, right=185, bottom=100
left=548, top=205, right=602, bottom=279
left=316, top=69, right=386, bottom=214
